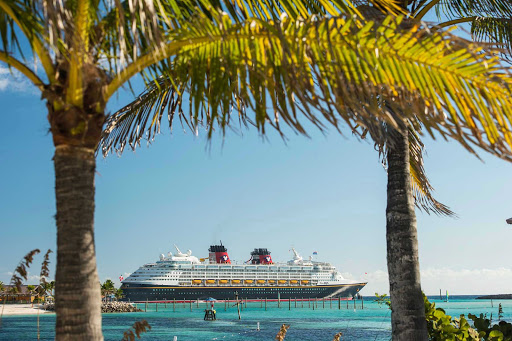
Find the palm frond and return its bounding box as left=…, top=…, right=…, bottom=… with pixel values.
left=102, top=12, right=512, bottom=162
left=435, top=0, right=512, bottom=20
left=471, top=17, right=512, bottom=56
left=370, top=123, right=454, bottom=216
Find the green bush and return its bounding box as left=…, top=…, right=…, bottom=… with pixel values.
left=375, top=293, right=512, bottom=340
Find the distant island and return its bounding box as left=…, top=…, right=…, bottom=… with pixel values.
left=476, top=294, right=512, bottom=300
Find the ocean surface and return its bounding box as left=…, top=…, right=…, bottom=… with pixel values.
left=1, top=296, right=511, bottom=340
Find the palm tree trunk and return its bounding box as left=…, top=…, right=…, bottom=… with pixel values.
left=54, top=145, right=103, bottom=340
left=386, top=128, right=427, bottom=340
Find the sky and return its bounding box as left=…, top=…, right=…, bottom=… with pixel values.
left=0, top=20, right=511, bottom=296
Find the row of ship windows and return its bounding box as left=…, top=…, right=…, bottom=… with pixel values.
left=141, top=269, right=333, bottom=273
left=130, top=288, right=326, bottom=295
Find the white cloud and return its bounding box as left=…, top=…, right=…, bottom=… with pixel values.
left=4, top=271, right=44, bottom=284
left=0, top=65, right=39, bottom=94
left=344, top=267, right=512, bottom=296
left=420, top=267, right=512, bottom=295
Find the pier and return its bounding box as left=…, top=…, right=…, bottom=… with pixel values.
left=130, top=296, right=365, bottom=314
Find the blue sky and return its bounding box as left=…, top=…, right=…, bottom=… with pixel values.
left=0, top=66, right=511, bottom=296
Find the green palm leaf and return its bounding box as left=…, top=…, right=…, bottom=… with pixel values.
left=101, top=12, right=512, bottom=163
left=471, top=16, right=512, bottom=53
left=434, top=0, right=512, bottom=19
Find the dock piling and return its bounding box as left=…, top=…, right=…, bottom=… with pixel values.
left=190, top=301, right=192, bottom=311
left=338, top=297, right=341, bottom=310
left=235, top=292, right=241, bottom=320
left=173, top=298, right=176, bottom=312
left=289, top=298, right=291, bottom=310
left=295, top=297, right=297, bottom=308
left=265, top=297, right=267, bottom=311
left=156, top=303, right=158, bottom=312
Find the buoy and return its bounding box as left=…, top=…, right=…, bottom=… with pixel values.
left=257, top=322, right=260, bottom=331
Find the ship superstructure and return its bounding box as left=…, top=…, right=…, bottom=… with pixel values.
left=121, top=243, right=366, bottom=302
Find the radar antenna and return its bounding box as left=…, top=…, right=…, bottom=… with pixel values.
left=174, top=244, right=184, bottom=256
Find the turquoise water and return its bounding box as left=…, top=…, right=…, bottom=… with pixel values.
left=1, top=296, right=511, bottom=340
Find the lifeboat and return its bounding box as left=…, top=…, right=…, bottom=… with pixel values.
left=206, top=280, right=216, bottom=284
left=290, top=280, right=298, bottom=284
left=301, top=280, right=309, bottom=284
left=278, top=280, right=287, bottom=284
left=257, top=280, right=265, bottom=284
left=244, top=280, right=254, bottom=284
left=192, top=280, right=202, bottom=284
left=232, top=279, right=241, bottom=284
left=268, top=280, right=275, bottom=284
left=219, top=279, right=228, bottom=284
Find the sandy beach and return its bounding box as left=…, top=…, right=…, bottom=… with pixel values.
left=1, top=304, right=53, bottom=316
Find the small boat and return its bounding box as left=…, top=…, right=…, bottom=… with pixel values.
left=192, top=280, right=202, bottom=284
left=278, top=280, right=287, bottom=284
left=206, top=280, right=216, bottom=284
left=257, top=280, right=265, bottom=284
left=219, top=279, right=228, bottom=284
left=290, top=280, right=298, bottom=284
left=232, top=279, right=241, bottom=284
left=244, top=280, right=254, bottom=284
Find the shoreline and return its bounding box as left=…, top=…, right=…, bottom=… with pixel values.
left=1, top=304, right=54, bottom=316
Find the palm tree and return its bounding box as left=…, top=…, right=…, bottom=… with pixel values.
left=114, top=288, right=123, bottom=301
left=101, top=4, right=512, bottom=341
left=3, top=1, right=512, bottom=340
left=101, top=280, right=115, bottom=299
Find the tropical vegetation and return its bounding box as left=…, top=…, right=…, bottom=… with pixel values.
left=376, top=293, right=512, bottom=340
left=2, top=0, right=512, bottom=339
left=100, top=280, right=115, bottom=298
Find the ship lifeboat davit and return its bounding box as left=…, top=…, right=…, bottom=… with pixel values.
left=219, top=279, right=228, bottom=284
left=192, top=280, right=202, bottom=284
left=244, top=280, right=254, bottom=284
left=257, top=280, right=265, bottom=284
left=206, top=280, right=216, bottom=284
left=232, top=279, right=241, bottom=284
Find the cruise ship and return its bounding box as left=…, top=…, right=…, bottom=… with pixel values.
left=120, top=244, right=367, bottom=302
